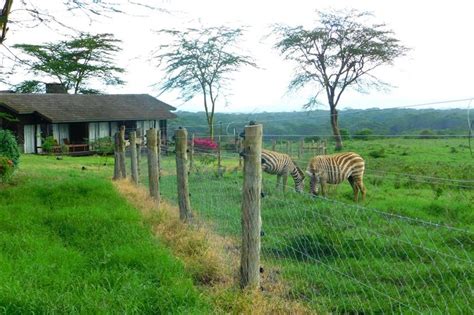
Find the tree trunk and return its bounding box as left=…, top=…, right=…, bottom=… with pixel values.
left=330, top=105, right=343, bottom=151
left=208, top=118, right=214, bottom=139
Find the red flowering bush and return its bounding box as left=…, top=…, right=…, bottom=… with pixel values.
left=193, top=138, right=218, bottom=151
left=0, top=156, right=14, bottom=182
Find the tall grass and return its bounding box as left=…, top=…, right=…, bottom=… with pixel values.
left=0, top=156, right=210, bottom=313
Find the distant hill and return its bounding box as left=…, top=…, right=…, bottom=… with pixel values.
left=168, top=108, right=470, bottom=139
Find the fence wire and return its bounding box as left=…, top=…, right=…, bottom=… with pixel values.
left=122, top=133, right=473, bottom=314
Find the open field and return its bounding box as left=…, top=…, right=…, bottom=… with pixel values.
left=2, top=137, right=472, bottom=313
left=0, top=155, right=210, bottom=313
left=152, top=137, right=473, bottom=313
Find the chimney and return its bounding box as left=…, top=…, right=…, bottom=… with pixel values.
left=45, top=83, right=67, bottom=94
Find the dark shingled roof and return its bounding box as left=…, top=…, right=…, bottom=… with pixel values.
left=0, top=93, right=176, bottom=123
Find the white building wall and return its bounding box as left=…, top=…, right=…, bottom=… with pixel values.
left=88, top=122, right=99, bottom=143
left=23, top=125, right=35, bottom=153
left=52, top=123, right=70, bottom=144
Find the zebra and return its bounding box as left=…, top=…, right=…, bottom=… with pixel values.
left=261, top=149, right=305, bottom=193
left=306, top=152, right=366, bottom=202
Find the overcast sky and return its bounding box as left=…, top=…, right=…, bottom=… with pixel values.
left=2, top=0, right=473, bottom=113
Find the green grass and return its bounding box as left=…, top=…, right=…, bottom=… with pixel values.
left=9, top=137, right=471, bottom=313
left=152, top=137, right=473, bottom=313
left=0, top=155, right=210, bottom=313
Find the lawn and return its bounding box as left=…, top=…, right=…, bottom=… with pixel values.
left=0, top=155, right=210, bottom=313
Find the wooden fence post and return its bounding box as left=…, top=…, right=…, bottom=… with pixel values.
left=130, top=131, right=139, bottom=184
left=238, top=138, right=243, bottom=168
left=157, top=129, right=161, bottom=174
left=147, top=128, right=160, bottom=204
left=118, top=125, right=127, bottom=178
left=113, top=132, right=121, bottom=180
left=136, top=128, right=142, bottom=178
left=189, top=133, right=194, bottom=172
left=175, top=128, right=192, bottom=222
left=234, top=129, right=239, bottom=153
left=217, top=134, right=223, bottom=177
left=240, top=123, right=262, bottom=289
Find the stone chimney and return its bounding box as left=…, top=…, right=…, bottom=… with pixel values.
left=45, top=83, right=67, bottom=94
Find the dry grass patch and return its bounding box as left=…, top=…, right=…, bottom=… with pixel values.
left=114, top=179, right=313, bottom=314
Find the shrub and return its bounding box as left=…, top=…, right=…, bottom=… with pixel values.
left=90, top=136, right=114, bottom=155
left=0, top=129, right=20, bottom=166
left=368, top=148, right=385, bottom=158
left=42, top=136, right=56, bottom=154
left=418, top=129, right=436, bottom=139
left=353, top=128, right=373, bottom=140
left=193, top=138, right=218, bottom=151
left=0, top=156, right=14, bottom=182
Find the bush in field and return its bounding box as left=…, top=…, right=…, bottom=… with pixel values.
left=42, top=136, right=56, bottom=154
left=90, top=136, right=114, bottom=155
left=0, top=129, right=20, bottom=166
left=418, top=129, right=436, bottom=139
left=193, top=138, right=218, bottom=151
left=0, top=156, right=14, bottom=182
left=353, top=128, right=373, bottom=140
left=368, top=148, right=385, bottom=158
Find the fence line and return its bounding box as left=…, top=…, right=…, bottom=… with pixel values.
left=114, top=124, right=473, bottom=313
left=188, top=147, right=473, bottom=188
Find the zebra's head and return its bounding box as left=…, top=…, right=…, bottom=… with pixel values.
left=294, top=165, right=305, bottom=193
left=306, top=170, right=320, bottom=196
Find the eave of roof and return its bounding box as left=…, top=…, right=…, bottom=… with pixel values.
left=0, top=93, right=177, bottom=123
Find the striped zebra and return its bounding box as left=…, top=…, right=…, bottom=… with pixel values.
left=261, top=149, right=305, bottom=192
left=306, top=152, right=366, bottom=201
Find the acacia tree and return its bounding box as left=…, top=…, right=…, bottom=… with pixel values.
left=12, top=33, right=124, bottom=94
left=153, top=26, right=256, bottom=139
left=0, top=1, right=166, bottom=44
left=273, top=9, right=408, bottom=150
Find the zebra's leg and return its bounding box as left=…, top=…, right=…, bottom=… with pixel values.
left=310, top=176, right=317, bottom=196
left=348, top=176, right=359, bottom=202
left=276, top=175, right=281, bottom=190
left=321, top=181, right=328, bottom=197
left=359, top=179, right=367, bottom=201
left=282, top=173, right=288, bottom=192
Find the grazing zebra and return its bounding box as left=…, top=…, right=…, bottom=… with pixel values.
left=306, top=152, right=366, bottom=202
left=261, top=149, right=305, bottom=193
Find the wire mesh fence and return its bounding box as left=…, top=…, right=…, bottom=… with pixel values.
left=117, top=128, right=473, bottom=314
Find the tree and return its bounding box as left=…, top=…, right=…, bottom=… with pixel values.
left=153, top=26, right=256, bottom=139
left=0, top=1, right=165, bottom=44
left=0, top=0, right=13, bottom=44
left=12, top=33, right=124, bottom=94
left=273, top=9, right=408, bottom=150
